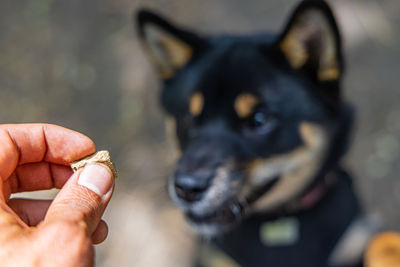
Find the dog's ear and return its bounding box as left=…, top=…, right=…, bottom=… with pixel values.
left=136, top=9, right=205, bottom=80
left=277, top=1, right=343, bottom=85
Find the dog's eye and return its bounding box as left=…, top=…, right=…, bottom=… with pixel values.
left=246, top=111, right=278, bottom=135
left=252, top=112, right=268, bottom=127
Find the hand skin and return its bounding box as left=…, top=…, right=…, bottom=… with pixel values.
left=0, top=124, right=115, bottom=267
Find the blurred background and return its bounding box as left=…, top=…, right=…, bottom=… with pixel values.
left=0, top=0, right=399, bottom=266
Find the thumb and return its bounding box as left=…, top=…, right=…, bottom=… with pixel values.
left=44, top=163, right=114, bottom=235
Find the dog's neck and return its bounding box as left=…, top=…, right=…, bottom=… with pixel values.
left=212, top=168, right=362, bottom=267
left=248, top=167, right=339, bottom=220
left=247, top=103, right=354, bottom=219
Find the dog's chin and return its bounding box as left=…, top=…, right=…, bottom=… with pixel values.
left=186, top=219, right=232, bottom=238
left=184, top=202, right=245, bottom=238
left=167, top=175, right=246, bottom=237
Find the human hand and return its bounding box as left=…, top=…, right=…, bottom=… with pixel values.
left=0, top=124, right=115, bottom=267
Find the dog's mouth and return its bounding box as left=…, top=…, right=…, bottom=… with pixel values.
left=185, top=199, right=247, bottom=226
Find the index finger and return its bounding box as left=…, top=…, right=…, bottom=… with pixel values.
left=0, top=124, right=96, bottom=181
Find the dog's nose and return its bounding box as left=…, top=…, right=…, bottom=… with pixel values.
left=174, top=175, right=208, bottom=203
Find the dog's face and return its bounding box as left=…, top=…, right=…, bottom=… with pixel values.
left=137, top=1, right=346, bottom=236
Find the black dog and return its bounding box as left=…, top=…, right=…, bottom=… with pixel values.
left=136, top=1, right=377, bottom=266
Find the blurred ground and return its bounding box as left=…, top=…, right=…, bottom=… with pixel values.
left=0, top=0, right=399, bottom=266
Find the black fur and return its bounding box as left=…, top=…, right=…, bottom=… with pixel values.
left=136, top=1, right=364, bottom=266
left=213, top=170, right=362, bottom=267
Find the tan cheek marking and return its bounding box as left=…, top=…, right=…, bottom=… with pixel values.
left=189, top=92, right=204, bottom=116
left=165, top=116, right=181, bottom=160
left=234, top=93, right=261, bottom=118
left=299, top=122, right=326, bottom=148
left=244, top=122, right=328, bottom=212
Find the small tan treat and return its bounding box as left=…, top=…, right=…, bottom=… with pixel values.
left=71, top=150, right=117, bottom=178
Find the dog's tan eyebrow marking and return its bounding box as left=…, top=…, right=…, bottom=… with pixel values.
left=189, top=92, right=204, bottom=116
left=234, top=93, right=261, bottom=118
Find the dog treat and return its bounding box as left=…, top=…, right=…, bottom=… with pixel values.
left=71, top=150, right=117, bottom=178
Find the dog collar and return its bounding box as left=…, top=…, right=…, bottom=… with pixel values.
left=242, top=170, right=339, bottom=219
left=287, top=171, right=338, bottom=212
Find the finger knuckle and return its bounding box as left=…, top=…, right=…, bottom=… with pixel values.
left=56, top=188, right=101, bottom=217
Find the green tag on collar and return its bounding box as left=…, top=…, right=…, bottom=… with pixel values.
left=260, top=217, right=300, bottom=246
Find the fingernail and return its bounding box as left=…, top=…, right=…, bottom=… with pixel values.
left=78, top=163, right=114, bottom=196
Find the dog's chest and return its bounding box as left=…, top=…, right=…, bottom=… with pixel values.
left=210, top=175, right=363, bottom=267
